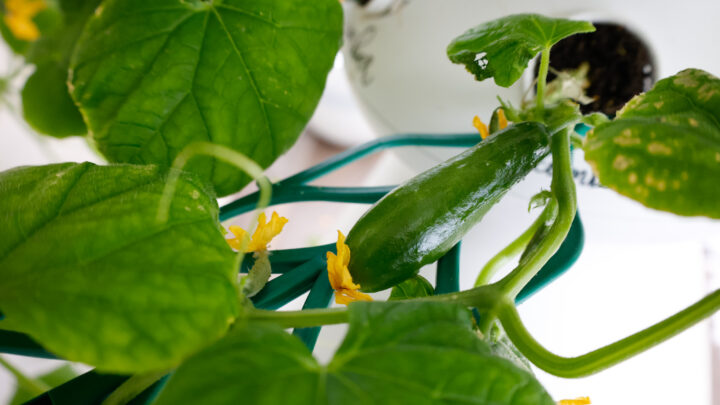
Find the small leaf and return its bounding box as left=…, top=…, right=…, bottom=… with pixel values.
left=513, top=99, right=582, bottom=135
left=584, top=69, right=720, bottom=218
left=581, top=112, right=610, bottom=127
left=69, top=0, right=343, bottom=196
left=154, top=302, right=554, bottom=405
left=447, top=14, right=594, bottom=87
left=22, top=62, right=86, bottom=137
left=0, top=163, right=239, bottom=372
left=388, top=275, right=434, bottom=300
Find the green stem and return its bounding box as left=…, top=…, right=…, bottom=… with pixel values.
left=474, top=203, right=555, bottom=287
left=246, top=285, right=505, bottom=328
left=248, top=307, right=349, bottom=329
left=101, top=370, right=168, bottom=405
left=497, top=290, right=720, bottom=377
left=496, top=129, right=577, bottom=298
left=535, top=48, right=551, bottom=116
left=156, top=142, right=272, bottom=223
left=0, top=356, right=50, bottom=396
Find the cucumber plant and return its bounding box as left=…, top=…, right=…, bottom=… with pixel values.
left=1, top=3, right=720, bottom=404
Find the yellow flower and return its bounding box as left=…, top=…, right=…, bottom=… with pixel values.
left=558, top=397, right=591, bottom=405
left=3, top=0, right=46, bottom=41
left=472, top=115, right=489, bottom=139
left=473, top=108, right=508, bottom=140
left=496, top=108, right=508, bottom=130
left=327, top=231, right=372, bottom=305
left=226, top=211, right=288, bottom=252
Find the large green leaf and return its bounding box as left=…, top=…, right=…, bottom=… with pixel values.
left=153, top=302, right=554, bottom=405
left=0, top=162, right=239, bottom=373
left=584, top=68, right=720, bottom=218
left=69, top=0, right=342, bottom=196
left=447, top=14, right=594, bottom=87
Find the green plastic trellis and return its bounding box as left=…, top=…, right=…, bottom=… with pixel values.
left=1, top=131, right=584, bottom=405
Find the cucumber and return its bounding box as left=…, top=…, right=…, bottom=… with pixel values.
left=346, top=122, right=551, bottom=292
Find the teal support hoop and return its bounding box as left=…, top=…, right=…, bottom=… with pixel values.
left=2, top=132, right=584, bottom=405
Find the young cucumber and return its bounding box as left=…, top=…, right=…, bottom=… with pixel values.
left=346, top=122, right=551, bottom=292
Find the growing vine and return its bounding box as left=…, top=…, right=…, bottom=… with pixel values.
left=0, top=3, right=719, bottom=405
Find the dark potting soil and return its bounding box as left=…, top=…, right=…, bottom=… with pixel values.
left=536, top=22, right=656, bottom=116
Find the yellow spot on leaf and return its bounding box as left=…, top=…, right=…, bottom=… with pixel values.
left=3, top=0, right=46, bottom=41
left=674, top=74, right=698, bottom=88
left=653, top=101, right=664, bottom=109
left=473, top=115, right=489, bottom=139
left=226, top=211, right=288, bottom=252
left=612, top=155, right=632, bottom=171
left=647, top=142, right=672, bottom=155
left=688, top=117, right=699, bottom=127
left=558, top=397, right=591, bottom=405
left=628, top=172, right=638, bottom=184
left=327, top=231, right=373, bottom=305
left=698, top=83, right=717, bottom=101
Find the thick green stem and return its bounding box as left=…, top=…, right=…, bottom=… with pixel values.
left=248, top=307, right=349, bottom=329
left=474, top=202, right=555, bottom=287
left=0, top=356, right=49, bottom=396
left=535, top=48, right=551, bottom=116
left=246, top=285, right=504, bottom=328
left=497, top=290, right=720, bottom=377
left=496, top=129, right=577, bottom=298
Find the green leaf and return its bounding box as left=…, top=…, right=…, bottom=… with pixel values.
left=388, top=275, right=434, bottom=300
left=69, top=0, right=343, bottom=196
left=447, top=14, right=594, bottom=87
left=154, top=302, right=554, bottom=405
left=22, top=62, right=86, bottom=137
left=584, top=68, right=720, bottom=218
left=9, top=364, right=79, bottom=405
left=17, top=0, right=103, bottom=137
left=0, top=162, right=239, bottom=373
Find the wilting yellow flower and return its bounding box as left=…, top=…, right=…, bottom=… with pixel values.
left=226, top=211, right=288, bottom=252
left=473, top=108, right=509, bottom=140
left=557, top=397, right=591, bottom=405
left=473, top=115, right=489, bottom=139
left=496, top=108, right=508, bottom=130
left=3, top=0, right=46, bottom=41
left=327, top=231, right=372, bottom=305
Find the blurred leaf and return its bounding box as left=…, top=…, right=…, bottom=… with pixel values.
left=585, top=68, right=720, bottom=218
left=22, top=62, right=86, bottom=136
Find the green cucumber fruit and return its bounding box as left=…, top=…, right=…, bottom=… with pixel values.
left=346, top=122, right=551, bottom=292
